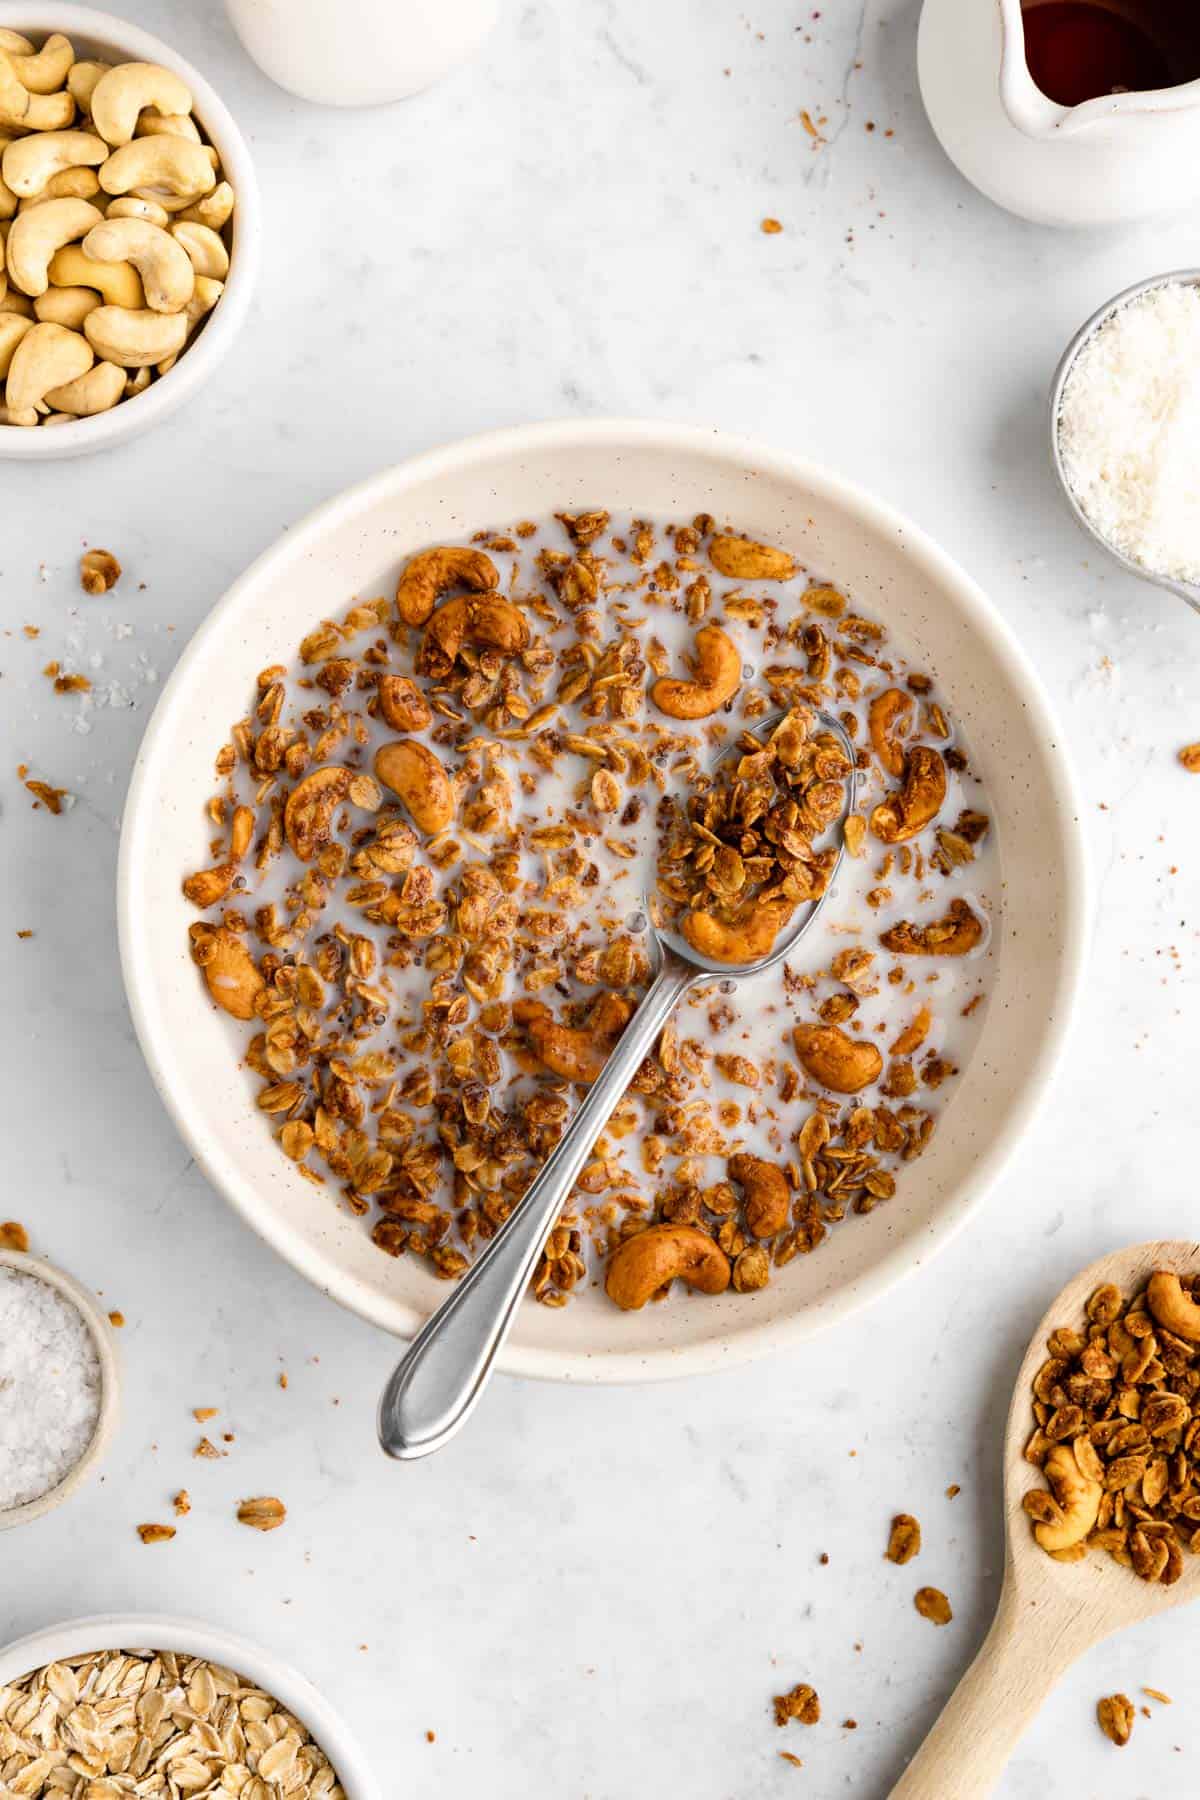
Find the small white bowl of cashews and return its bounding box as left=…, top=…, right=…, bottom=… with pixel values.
left=0, top=3, right=260, bottom=457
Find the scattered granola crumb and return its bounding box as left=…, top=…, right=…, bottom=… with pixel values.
left=80, top=549, right=121, bottom=595
left=194, top=1437, right=221, bottom=1459
left=107, top=1310, right=124, bottom=1328
left=843, top=1718, right=858, bottom=1729
left=1097, top=1693, right=1135, bottom=1746
left=779, top=1751, right=803, bottom=1768
left=136, top=1523, right=176, bottom=1545
left=1179, top=743, right=1200, bottom=772
left=0, top=1220, right=29, bottom=1252
left=279, top=1372, right=289, bottom=1389
left=16, top=930, right=32, bottom=940
left=173, top=1489, right=191, bottom=1516
left=886, top=1513, right=921, bottom=1564
left=24, top=777, right=70, bottom=814
left=425, top=1730, right=436, bottom=1744
left=22, top=624, right=39, bottom=638
left=761, top=217, right=783, bottom=234
left=818, top=1552, right=829, bottom=1566
left=236, top=1495, right=287, bottom=1531
left=193, top=1407, right=218, bottom=1422
left=1143, top=1687, right=1172, bottom=1705
left=774, top=1684, right=820, bottom=1727
left=914, top=1587, right=953, bottom=1625
left=945, top=1484, right=961, bottom=1499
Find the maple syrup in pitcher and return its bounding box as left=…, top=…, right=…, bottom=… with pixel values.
left=1021, top=0, right=1200, bottom=106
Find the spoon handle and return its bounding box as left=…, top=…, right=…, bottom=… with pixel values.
left=378, top=947, right=698, bottom=1461
left=891, top=1575, right=1090, bottom=1798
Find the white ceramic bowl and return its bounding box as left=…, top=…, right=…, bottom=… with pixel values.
left=118, top=420, right=1090, bottom=1382
left=0, top=4, right=261, bottom=460
left=0, top=1614, right=380, bottom=1797
left=0, top=1248, right=120, bottom=1531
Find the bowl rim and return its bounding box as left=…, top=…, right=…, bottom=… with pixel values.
left=0, top=1612, right=381, bottom=1798
left=117, top=417, right=1092, bottom=1383
left=0, top=1248, right=120, bottom=1530
left=0, top=2, right=261, bottom=460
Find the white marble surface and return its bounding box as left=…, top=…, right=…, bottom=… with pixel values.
left=3, top=1, right=1199, bottom=1794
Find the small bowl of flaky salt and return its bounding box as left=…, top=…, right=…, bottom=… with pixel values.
left=1051, top=271, right=1200, bottom=616
left=0, top=1245, right=120, bottom=1531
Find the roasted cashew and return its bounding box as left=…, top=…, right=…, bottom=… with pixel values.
left=5, top=33, right=73, bottom=96
left=418, top=592, right=530, bottom=677
left=83, top=304, right=186, bottom=367
left=708, top=532, right=796, bottom=581
left=651, top=623, right=742, bottom=720
left=67, top=61, right=110, bottom=110
left=1147, top=1271, right=1200, bottom=1344
left=6, top=197, right=102, bottom=295
left=728, top=1153, right=790, bottom=1239
left=879, top=898, right=984, bottom=958
left=89, top=62, right=192, bottom=147
left=283, top=765, right=351, bottom=861
left=0, top=56, right=73, bottom=132
left=34, top=283, right=100, bottom=328
left=1032, top=1442, right=1102, bottom=1553
left=793, top=1022, right=883, bottom=1094
left=395, top=544, right=498, bottom=628
left=870, top=746, right=947, bottom=843
left=374, top=740, right=455, bottom=835
left=6, top=320, right=91, bottom=412
left=867, top=687, right=914, bottom=779
left=106, top=193, right=169, bottom=228
left=377, top=674, right=433, bottom=733
left=3, top=130, right=106, bottom=199
left=515, top=991, right=633, bottom=1084
left=0, top=310, right=31, bottom=375
left=175, top=181, right=234, bottom=231
left=47, top=242, right=144, bottom=308
left=605, top=1223, right=731, bottom=1310
left=189, top=923, right=264, bottom=1021
left=44, top=357, right=124, bottom=415
left=83, top=216, right=193, bottom=312
left=98, top=135, right=214, bottom=199
left=170, top=219, right=228, bottom=279
left=682, top=896, right=793, bottom=965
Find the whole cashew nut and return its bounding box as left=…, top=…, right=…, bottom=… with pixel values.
left=681, top=897, right=793, bottom=965
left=34, top=283, right=101, bottom=328
left=727, top=1154, right=791, bottom=1239
left=6, top=319, right=91, bottom=412
left=17, top=166, right=100, bottom=208
left=418, top=592, right=530, bottom=677
left=67, top=60, right=111, bottom=111
left=184, top=274, right=222, bottom=323
left=1147, top=1271, right=1200, bottom=1343
left=396, top=545, right=498, bottom=628
left=283, top=765, right=351, bottom=861
left=2, top=130, right=107, bottom=199
left=98, top=135, right=214, bottom=199
left=48, top=242, right=144, bottom=308
left=867, top=687, right=914, bottom=779
left=651, top=623, right=742, bottom=719
left=708, top=533, right=796, bottom=581
left=514, top=991, right=633, bottom=1084
left=135, top=111, right=201, bottom=144
left=44, top=356, right=124, bottom=415
left=793, top=1022, right=883, bottom=1094
left=0, top=310, right=32, bottom=375
left=175, top=181, right=234, bottom=231
left=170, top=219, right=228, bottom=279
left=0, top=30, right=33, bottom=56
left=879, top=897, right=984, bottom=958
left=106, top=193, right=169, bottom=228
left=83, top=216, right=193, bottom=312
left=6, top=196, right=102, bottom=295
left=374, top=740, right=456, bottom=835
left=0, top=57, right=74, bottom=132
left=377, top=674, right=433, bottom=733
left=1032, top=1442, right=1102, bottom=1553
left=189, top=923, right=264, bottom=1021
left=870, top=746, right=947, bottom=844
left=89, top=62, right=192, bottom=147
left=5, top=33, right=74, bottom=96
left=605, top=1223, right=731, bottom=1310
left=83, top=303, right=187, bottom=367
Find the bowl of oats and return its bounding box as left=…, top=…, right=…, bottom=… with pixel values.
left=0, top=1614, right=378, bottom=1796
left=118, top=420, right=1089, bottom=1379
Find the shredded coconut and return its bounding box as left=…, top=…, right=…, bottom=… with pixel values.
left=1058, top=281, right=1200, bottom=583
left=0, top=1266, right=102, bottom=1511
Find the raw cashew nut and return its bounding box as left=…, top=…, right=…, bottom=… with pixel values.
left=184, top=274, right=221, bottom=323
left=396, top=545, right=498, bottom=628
left=67, top=60, right=111, bottom=110
left=6, top=320, right=91, bottom=412
left=99, top=134, right=214, bottom=199
left=175, top=180, right=233, bottom=230
left=870, top=746, right=947, bottom=843
left=2, top=130, right=107, bottom=198
left=0, top=309, right=31, bottom=375
left=681, top=897, right=792, bottom=965
left=728, top=1154, right=790, bottom=1239
left=709, top=533, right=796, bottom=581
left=418, top=592, right=530, bottom=677
left=43, top=357, right=124, bottom=415
left=135, top=110, right=201, bottom=144
left=89, top=62, right=192, bottom=147
left=605, top=1223, right=731, bottom=1310
left=190, top=924, right=264, bottom=1021
left=83, top=216, right=193, bottom=312
left=106, top=193, right=169, bottom=228
left=48, top=242, right=144, bottom=307
left=514, top=991, right=633, bottom=1083
left=793, top=1022, right=883, bottom=1094
left=377, top=674, right=433, bottom=733
left=0, top=30, right=33, bottom=56
left=374, top=740, right=455, bottom=835
left=35, top=283, right=101, bottom=327
left=867, top=687, right=914, bottom=778
left=283, top=765, right=351, bottom=861
left=0, top=400, right=36, bottom=424
left=1147, top=1271, right=1200, bottom=1343
left=17, top=166, right=100, bottom=207
left=0, top=289, right=34, bottom=317
left=0, top=57, right=74, bottom=132
left=6, top=33, right=74, bottom=96
left=879, top=898, right=984, bottom=958
left=0, top=139, right=15, bottom=221
left=83, top=304, right=187, bottom=367
left=1032, top=1442, right=1102, bottom=1552
left=651, top=623, right=742, bottom=719
left=6, top=197, right=102, bottom=295
left=170, top=219, right=228, bottom=279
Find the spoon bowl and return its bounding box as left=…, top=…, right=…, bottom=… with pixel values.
left=895, top=1239, right=1200, bottom=1797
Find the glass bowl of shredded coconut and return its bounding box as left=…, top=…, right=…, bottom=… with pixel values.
left=1052, top=272, right=1200, bottom=613
left=0, top=1251, right=119, bottom=1530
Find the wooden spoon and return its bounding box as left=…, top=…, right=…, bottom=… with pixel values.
left=893, top=1240, right=1200, bottom=1798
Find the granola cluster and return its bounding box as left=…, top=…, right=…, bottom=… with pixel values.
left=185, top=512, right=995, bottom=1310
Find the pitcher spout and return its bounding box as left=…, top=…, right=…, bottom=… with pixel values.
left=998, top=0, right=1071, bottom=138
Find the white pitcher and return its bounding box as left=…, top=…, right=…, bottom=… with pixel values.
left=918, top=0, right=1200, bottom=227
left=224, top=0, right=501, bottom=106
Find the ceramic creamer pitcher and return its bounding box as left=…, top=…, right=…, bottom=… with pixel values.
left=918, top=0, right=1200, bottom=226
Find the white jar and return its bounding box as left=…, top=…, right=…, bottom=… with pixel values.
left=223, top=0, right=501, bottom=106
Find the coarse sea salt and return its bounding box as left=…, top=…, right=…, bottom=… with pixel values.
left=0, top=1265, right=102, bottom=1511
left=1058, top=281, right=1200, bottom=585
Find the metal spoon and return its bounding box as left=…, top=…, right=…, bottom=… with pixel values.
left=378, top=709, right=858, bottom=1461
left=1049, top=269, right=1200, bottom=619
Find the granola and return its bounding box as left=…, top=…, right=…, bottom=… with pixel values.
left=1096, top=1692, right=1135, bottom=1746
left=185, top=514, right=998, bottom=1309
